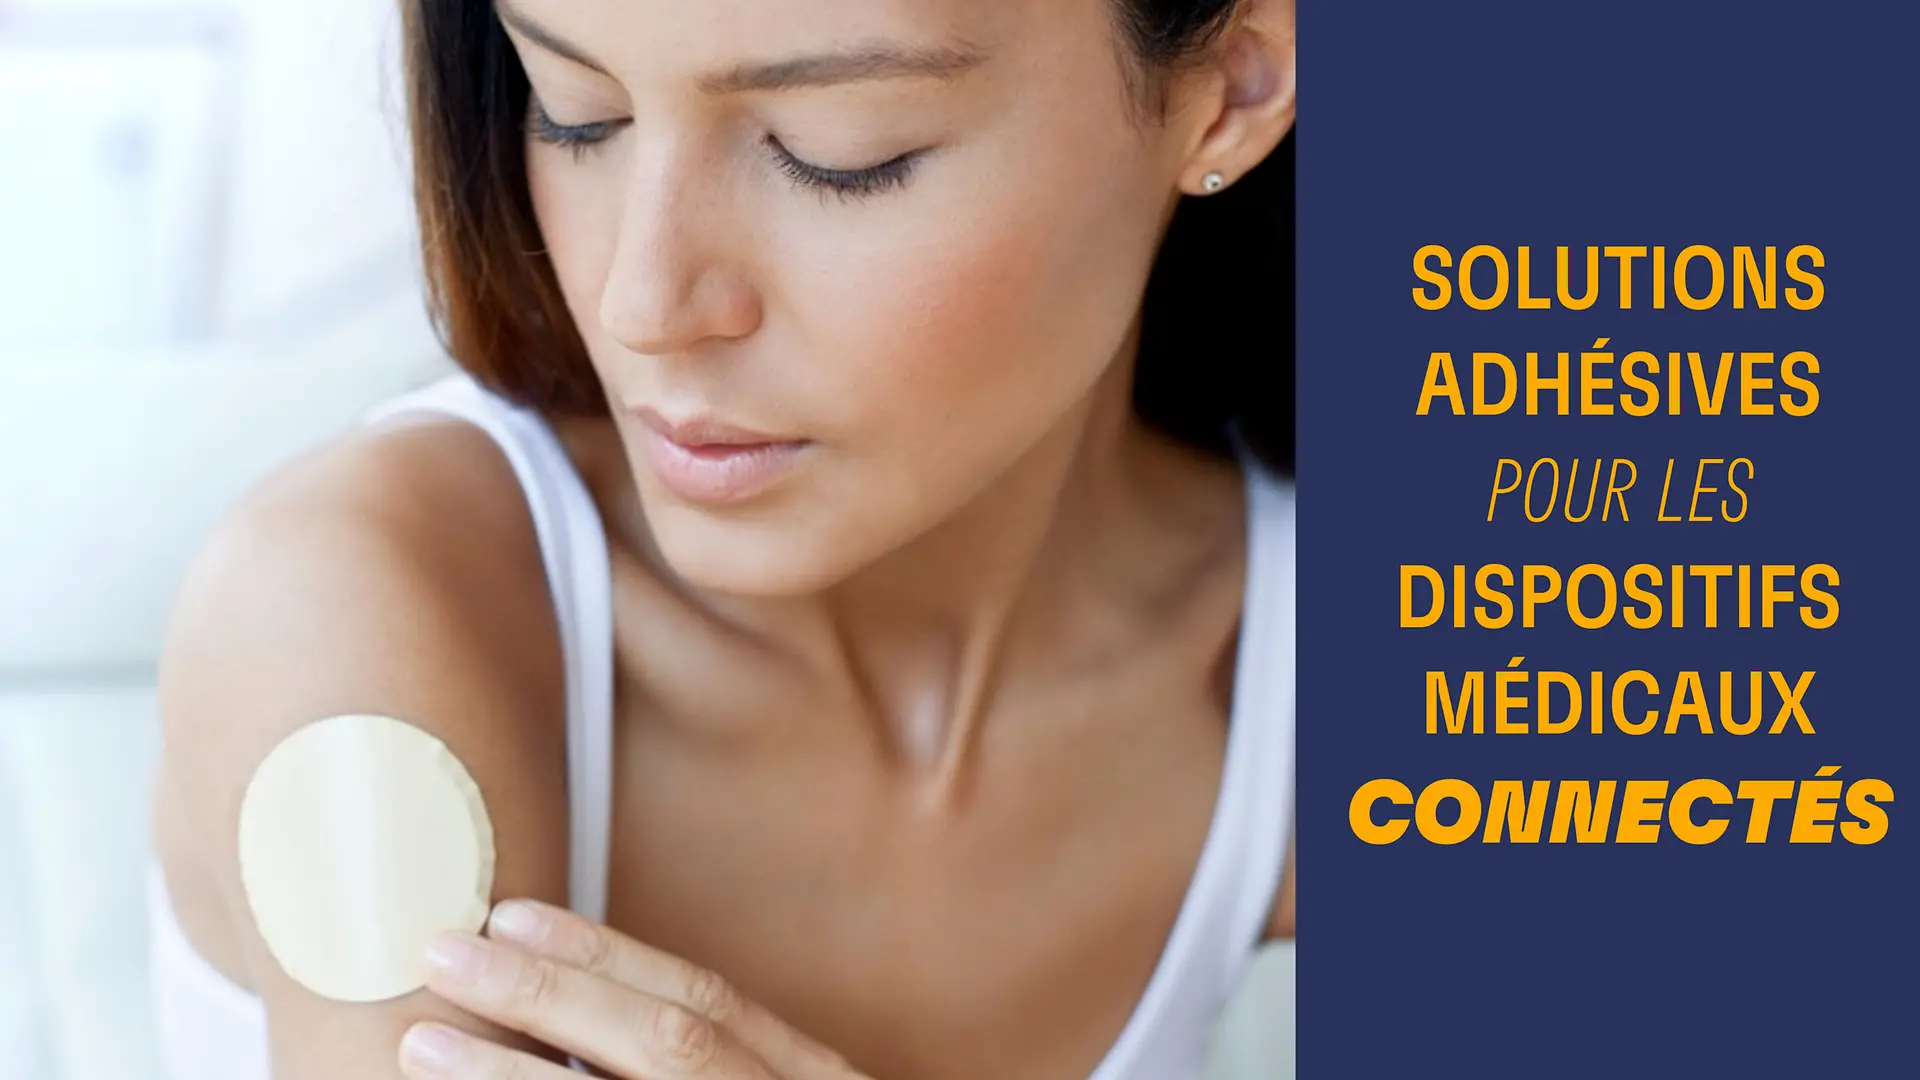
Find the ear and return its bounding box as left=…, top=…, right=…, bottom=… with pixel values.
left=1174, top=0, right=1295, bottom=196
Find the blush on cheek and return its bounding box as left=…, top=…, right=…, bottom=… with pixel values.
left=829, top=177, right=1148, bottom=445
left=821, top=252, right=1055, bottom=475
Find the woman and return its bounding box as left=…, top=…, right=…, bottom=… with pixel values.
left=148, top=0, right=1294, bottom=1076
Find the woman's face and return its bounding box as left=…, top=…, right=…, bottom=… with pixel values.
left=505, top=0, right=1194, bottom=595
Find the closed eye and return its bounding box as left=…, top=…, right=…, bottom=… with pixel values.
left=527, top=98, right=628, bottom=158
left=527, top=98, right=926, bottom=200
left=765, top=135, right=925, bottom=201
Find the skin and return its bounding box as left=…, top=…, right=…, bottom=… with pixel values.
left=150, top=0, right=1295, bottom=1078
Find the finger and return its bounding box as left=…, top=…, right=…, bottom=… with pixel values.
left=399, top=1021, right=576, bottom=1080
left=489, top=901, right=856, bottom=1080
left=424, top=931, right=781, bottom=1079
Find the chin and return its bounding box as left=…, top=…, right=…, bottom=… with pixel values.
left=643, top=506, right=868, bottom=599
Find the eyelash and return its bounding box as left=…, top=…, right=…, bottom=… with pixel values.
left=764, top=136, right=922, bottom=201
left=526, top=101, right=923, bottom=199
left=527, top=102, right=620, bottom=160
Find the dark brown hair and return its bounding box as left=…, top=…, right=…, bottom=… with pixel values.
left=400, top=0, right=1292, bottom=474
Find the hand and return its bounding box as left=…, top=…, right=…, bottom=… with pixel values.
left=399, top=900, right=868, bottom=1079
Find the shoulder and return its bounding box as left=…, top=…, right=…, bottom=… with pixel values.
left=152, top=415, right=573, bottom=1074
left=157, top=413, right=570, bottom=792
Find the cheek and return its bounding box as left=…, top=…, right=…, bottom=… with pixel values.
left=526, top=152, right=623, bottom=349
left=785, top=132, right=1165, bottom=467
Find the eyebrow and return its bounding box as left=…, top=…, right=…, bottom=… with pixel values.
left=699, top=42, right=984, bottom=94
left=495, top=2, right=985, bottom=92
left=496, top=2, right=611, bottom=74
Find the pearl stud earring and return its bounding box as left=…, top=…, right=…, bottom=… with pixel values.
left=1200, top=170, right=1227, bottom=194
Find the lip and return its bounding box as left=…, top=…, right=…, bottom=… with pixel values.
left=631, top=405, right=811, bottom=504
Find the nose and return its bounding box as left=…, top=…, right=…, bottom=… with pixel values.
left=597, top=154, right=761, bottom=356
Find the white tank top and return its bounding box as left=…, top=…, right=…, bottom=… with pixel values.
left=147, top=373, right=1296, bottom=1080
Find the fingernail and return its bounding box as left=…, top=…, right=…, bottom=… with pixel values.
left=400, top=1023, right=467, bottom=1073
left=425, top=932, right=490, bottom=984
left=489, top=900, right=550, bottom=945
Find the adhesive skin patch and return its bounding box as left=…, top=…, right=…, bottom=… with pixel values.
left=237, top=713, right=496, bottom=1003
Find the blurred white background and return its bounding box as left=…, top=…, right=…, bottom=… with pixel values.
left=1, top=1, right=448, bottom=1074
left=0, top=1, right=1289, bottom=1077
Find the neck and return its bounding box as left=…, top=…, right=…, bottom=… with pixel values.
left=741, top=350, right=1148, bottom=796
left=825, top=362, right=1142, bottom=784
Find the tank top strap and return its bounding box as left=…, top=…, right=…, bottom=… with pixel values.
left=362, top=374, right=616, bottom=924
left=1087, top=453, right=1296, bottom=1080
left=1223, top=462, right=1295, bottom=969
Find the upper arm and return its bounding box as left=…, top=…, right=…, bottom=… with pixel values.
left=153, top=424, right=573, bottom=1078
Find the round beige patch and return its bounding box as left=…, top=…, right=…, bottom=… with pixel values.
left=237, top=713, right=496, bottom=1002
